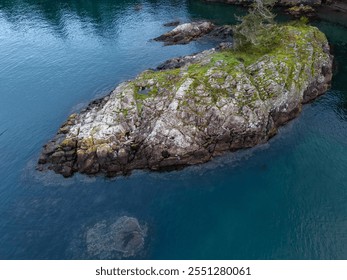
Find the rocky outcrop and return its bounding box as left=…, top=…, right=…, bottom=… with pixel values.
left=154, top=21, right=233, bottom=45
left=156, top=44, right=232, bottom=70
left=286, top=5, right=316, bottom=17
left=154, top=21, right=214, bottom=45
left=38, top=24, right=333, bottom=178
left=203, top=0, right=323, bottom=7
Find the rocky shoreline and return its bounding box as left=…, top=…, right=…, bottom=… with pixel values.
left=203, top=0, right=326, bottom=7
left=203, top=0, right=347, bottom=19
left=38, top=23, right=333, bottom=178
left=154, top=21, right=233, bottom=45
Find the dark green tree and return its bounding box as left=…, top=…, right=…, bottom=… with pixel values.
left=232, top=0, right=277, bottom=50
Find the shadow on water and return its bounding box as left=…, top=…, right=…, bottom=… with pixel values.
left=0, top=0, right=188, bottom=38
left=186, top=0, right=247, bottom=25
left=312, top=17, right=347, bottom=121
left=0, top=0, right=135, bottom=38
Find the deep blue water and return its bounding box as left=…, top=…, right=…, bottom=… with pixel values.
left=0, top=0, right=346, bottom=260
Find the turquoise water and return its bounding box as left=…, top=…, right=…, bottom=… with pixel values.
left=0, top=0, right=346, bottom=259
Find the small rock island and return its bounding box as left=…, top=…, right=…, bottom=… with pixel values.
left=38, top=22, right=333, bottom=177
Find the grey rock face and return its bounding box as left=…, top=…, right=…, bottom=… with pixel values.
left=154, top=21, right=217, bottom=45
left=286, top=5, right=317, bottom=17
left=38, top=25, right=333, bottom=178
left=154, top=21, right=234, bottom=46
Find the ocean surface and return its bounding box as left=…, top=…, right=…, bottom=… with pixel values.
left=0, top=0, right=346, bottom=259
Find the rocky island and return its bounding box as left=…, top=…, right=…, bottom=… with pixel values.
left=38, top=21, right=333, bottom=177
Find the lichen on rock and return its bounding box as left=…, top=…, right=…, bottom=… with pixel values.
left=38, top=23, right=333, bottom=177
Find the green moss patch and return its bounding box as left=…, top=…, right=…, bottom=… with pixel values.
left=130, top=23, right=328, bottom=113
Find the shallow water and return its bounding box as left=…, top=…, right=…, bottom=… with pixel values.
left=0, top=0, right=346, bottom=259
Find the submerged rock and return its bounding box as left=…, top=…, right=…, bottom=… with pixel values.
left=38, top=24, right=333, bottom=177
left=163, top=20, right=181, bottom=27
left=86, top=217, right=146, bottom=259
